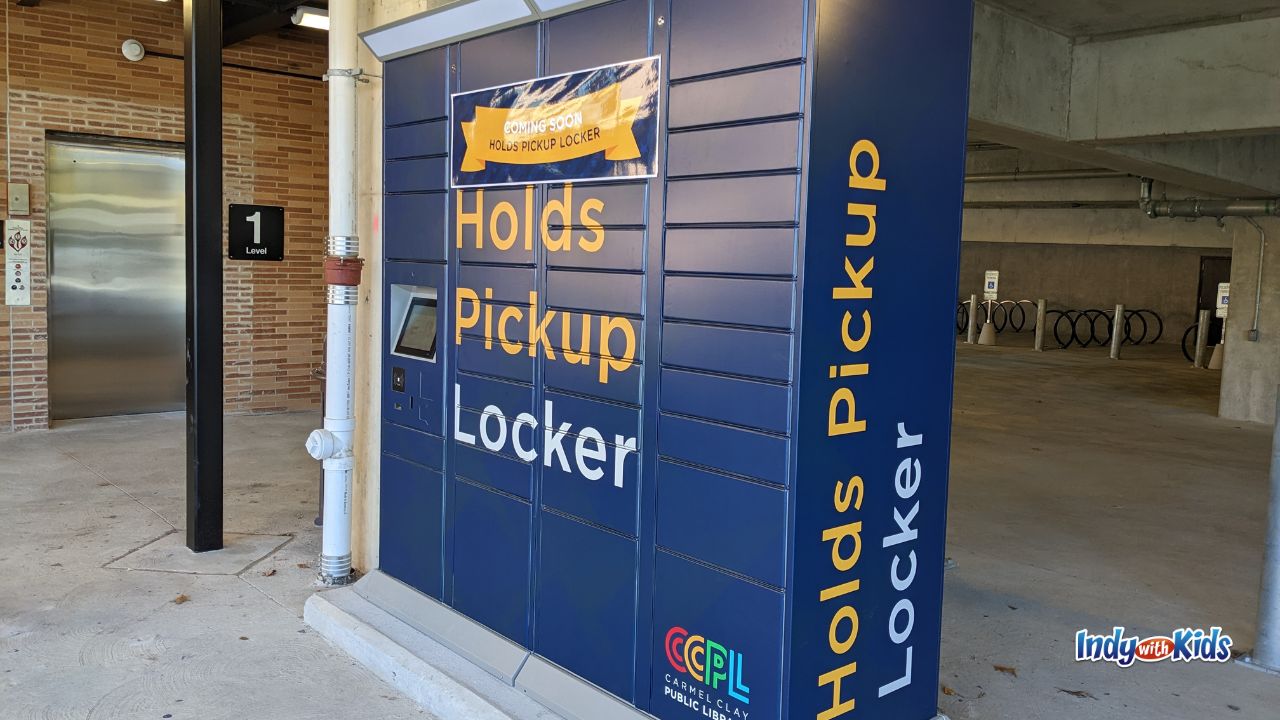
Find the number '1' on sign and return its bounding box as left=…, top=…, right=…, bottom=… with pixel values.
left=228, top=204, right=285, bottom=261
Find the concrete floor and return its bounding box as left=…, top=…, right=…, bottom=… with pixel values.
left=2, top=344, right=1279, bottom=719
left=0, top=412, right=429, bottom=720
left=941, top=342, right=1280, bottom=719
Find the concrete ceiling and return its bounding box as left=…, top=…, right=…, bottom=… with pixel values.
left=223, top=0, right=328, bottom=46
left=984, top=0, right=1280, bottom=37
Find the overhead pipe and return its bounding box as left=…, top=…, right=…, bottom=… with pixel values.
left=1140, top=178, right=1277, bottom=342
left=963, top=200, right=1137, bottom=210
left=1144, top=197, right=1280, bottom=219
left=965, top=169, right=1128, bottom=183
left=1140, top=178, right=1280, bottom=219
left=306, top=0, right=362, bottom=586
left=965, top=141, right=1012, bottom=153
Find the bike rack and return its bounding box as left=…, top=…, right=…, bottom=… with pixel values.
left=960, top=301, right=1166, bottom=350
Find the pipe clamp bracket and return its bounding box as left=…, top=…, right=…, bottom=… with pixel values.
left=324, top=256, right=364, bottom=289
left=327, top=235, right=359, bottom=257
left=324, top=68, right=370, bottom=83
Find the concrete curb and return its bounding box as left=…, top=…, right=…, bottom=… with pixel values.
left=306, top=580, right=954, bottom=720
left=304, top=587, right=558, bottom=720
left=1237, top=655, right=1280, bottom=677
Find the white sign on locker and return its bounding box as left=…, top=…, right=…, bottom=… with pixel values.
left=5, top=219, right=31, bottom=307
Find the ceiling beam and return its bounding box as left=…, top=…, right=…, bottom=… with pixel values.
left=222, top=0, right=320, bottom=47
left=223, top=0, right=287, bottom=10
left=224, top=9, right=294, bottom=46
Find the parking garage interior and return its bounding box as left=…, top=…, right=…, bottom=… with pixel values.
left=3, top=1, right=1280, bottom=719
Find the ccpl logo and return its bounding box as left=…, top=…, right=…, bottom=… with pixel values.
left=665, top=626, right=750, bottom=703
left=1075, top=627, right=1232, bottom=667
left=6, top=229, right=27, bottom=253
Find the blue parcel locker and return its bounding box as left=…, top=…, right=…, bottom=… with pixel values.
left=375, top=1, right=974, bottom=718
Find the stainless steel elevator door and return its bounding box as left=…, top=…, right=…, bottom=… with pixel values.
left=48, top=137, right=185, bottom=420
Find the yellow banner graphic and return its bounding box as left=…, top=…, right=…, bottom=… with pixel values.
left=460, top=83, right=642, bottom=171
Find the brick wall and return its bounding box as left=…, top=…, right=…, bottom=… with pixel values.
left=0, top=0, right=329, bottom=431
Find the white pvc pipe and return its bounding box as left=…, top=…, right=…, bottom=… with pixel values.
left=329, top=0, right=358, bottom=242
left=315, top=0, right=359, bottom=585
left=320, top=304, right=356, bottom=580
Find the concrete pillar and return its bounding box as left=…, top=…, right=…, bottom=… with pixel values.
left=1221, top=219, right=1280, bottom=423
left=1243, top=391, right=1280, bottom=672
left=349, top=0, right=395, bottom=574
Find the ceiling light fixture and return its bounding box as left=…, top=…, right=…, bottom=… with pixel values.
left=292, top=5, right=330, bottom=31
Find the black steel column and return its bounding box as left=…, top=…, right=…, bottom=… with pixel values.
left=184, top=0, right=224, bottom=552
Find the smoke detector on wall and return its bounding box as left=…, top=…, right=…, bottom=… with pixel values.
left=121, top=39, right=146, bottom=63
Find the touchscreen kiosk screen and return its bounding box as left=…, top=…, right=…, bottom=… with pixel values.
left=395, top=297, right=437, bottom=361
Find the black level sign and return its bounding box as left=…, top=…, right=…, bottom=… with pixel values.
left=229, top=204, right=285, bottom=261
